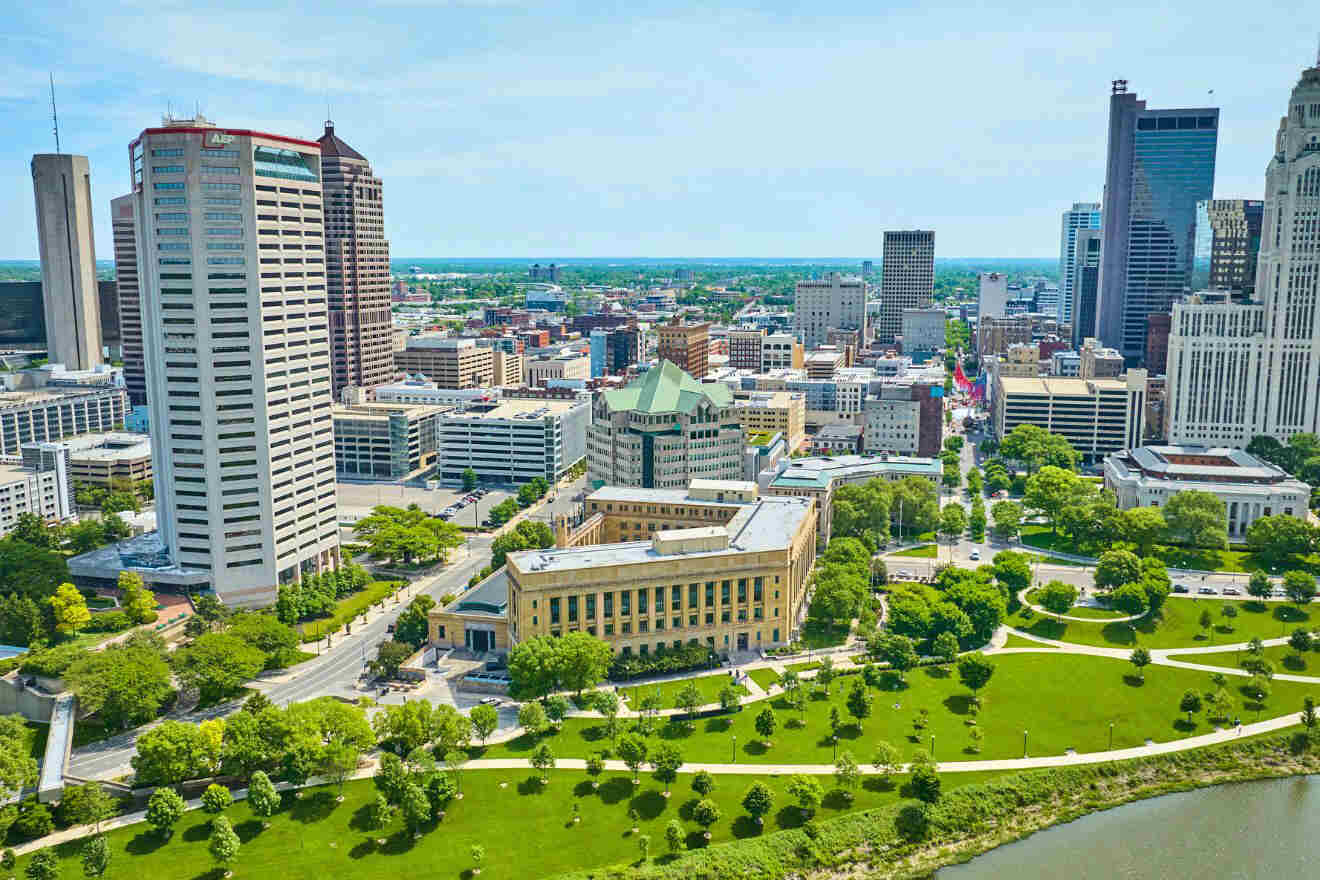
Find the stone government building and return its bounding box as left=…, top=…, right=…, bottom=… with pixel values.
left=429, top=480, right=818, bottom=657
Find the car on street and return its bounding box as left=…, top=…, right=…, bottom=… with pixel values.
left=969, top=549, right=981, bottom=561
left=1172, top=583, right=1190, bottom=593
left=479, top=696, right=500, bottom=706
left=1198, top=586, right=1217, bottom=595
left=1223, top=587, right=1241, bottom=595
left=896, top=569, right=915, bottom=580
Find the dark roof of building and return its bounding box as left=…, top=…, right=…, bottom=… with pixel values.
left=316, top=122, right=365, bottom=161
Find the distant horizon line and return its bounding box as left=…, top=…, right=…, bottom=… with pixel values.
left=0, top=255, right=1058, bottom=264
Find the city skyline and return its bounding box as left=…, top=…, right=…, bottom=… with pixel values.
left=1, top=1, right=1315, bottom=260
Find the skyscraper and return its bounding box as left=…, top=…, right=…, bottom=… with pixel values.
left=317, top=122, right=394, bottom=398
left=31, top=154, right=103, bottom=370
left=1191, top=199, right=1265, bottom=295
left=1070, top=228, right=1103, bottom=348
left=877, top=231, right=934, bottom=344
left=1097, top=81, right=1218, bottom=363
left=1058, top=202, right=1101, bottom=325
left=111, top=193, right=146, bottom=405
left=130, top=115, right=339, bottom=606
left=656, top=318, right=710, bottom=378
left=1165, top=63, right=1320, bottom=446
left=793, top=272, right=867, bottom=349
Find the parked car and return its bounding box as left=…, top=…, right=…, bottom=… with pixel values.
left=1172, top=584, right=1190, bottom=594
left=1223, top=587, right=1241, bottom=596
left=1198, top=586, right=1217, bottom=595
left=480, top=696, right=501, bottom=706
left=969, top=549, right=981, bottom=561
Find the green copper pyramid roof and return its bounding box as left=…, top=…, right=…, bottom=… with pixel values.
left=602, top=360, right=732, bottom=415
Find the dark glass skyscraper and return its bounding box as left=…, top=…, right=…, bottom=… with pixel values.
left=1191, top=199, right=1264, bottom=296
left=1097, top=81, right=1218, bottom=363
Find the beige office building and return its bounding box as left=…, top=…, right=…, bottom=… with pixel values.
left=332, top=401, right=445, bottom=479
left=734, top=390, right=805, bottom=452
left=394, top=338, right=494, bottom=389
left=31, top=154, right=103, bottom=371
left=525, top=353, right=590, bottom=387
left=793, top=272, right=867, bottom=350
left=993, top=372, right=1147, bottom=461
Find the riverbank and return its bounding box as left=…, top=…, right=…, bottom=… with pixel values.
left=544, top=726, right=1320, bottom=880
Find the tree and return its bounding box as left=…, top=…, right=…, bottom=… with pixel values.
left=1162, top=490, right=1229, bottom=548
left=50, top=582, right=91, bottom=635
left=754, top=706, right=777, bottom=745
left=675, top=682, right=702, bottom=722
left=1247, top=515, right=1316, bottom=565
left=617, top=734, right=648, bottom=783
left=374, top=752, right=410, bottom=805
left=1304, top=697, right=1318, bottom=730
left=957, top=652, right=995, bottom=700
left=1199, top=609, right=1214, bottom=640
left=1023, top=466, right=1088, bottom=534
left=869, top=740, right=901, bottom=782
left=1000, top=424, right=1078, bottom=473
left=365, top=793, right=392, bottom=831
left=368, top=640, right=414, bottom=680
left=692, top=798, right=721, bottom=836
left=401, top=782, right=430, bottom=836
left=115, top=571, right=157, bottom=625
left=592, top=691, right=621, bottom=743
left=650, top=743, right=682, bottom=795
left=1037, top=580, right=1078, bottom=619
left=25, top=850, right=59, bottom=880
left=718, top=684, right=741, bottom=714
left=393, top=595, right=437, bottom=649
left=172, top=633, right=265, bottom=703
left=132, top=721, right=212, bottom=786
left=65, top=641, right=174, bottom=731
left=201, top=783, right=232, bottom=814
left=1095, top=549, right=1142, bottom=591
left=1248, top=570, right=1273, bottom=603
left=1118, top=507, right=1167, bottom=556
left=665, top=818, right=685, bottom=853
left=81, top=833, right=110, bottom=878
left=56, top=783, right=113, bottom=832
left=816, top=656, right=837, bottom=695
left=741, top=781, right=774, bottom=826
left=517, top=700, right=548, bottom=737
left=322, top=740, right=359, bottom=796
left=1129, top=646, right=1152, bottom=681
left=846, top=677, right=873, bottom=730
left=544, top=694, right=572, bottom=730
left=145, top=787, right=186, bottom=838
left=507, top=635, right=562, bottom=700
left=834, top=750, right=860, bottom=803
left=208, top=815, right=241, bottom=871
left=1221, top=604, right=1239, bottom=631
left=932, top=631, right=960, bottom=663
left=556, top=631, right=613, bottom=696
left=938, top=504, right=967, bottom=545
left=1111, top=582, right=1150, bottom=618
left=1283, top=570, right=1317, bottom=609
left=908, top=752, right=942, bottom=804
left=1291, top=628, right=1314, bottom=659
left=637, top=833, right=651, bottom=863
left=461, top=468, right=478, bottom=492
left=787, top=774, right=823, bottom=818
left=469, top=704, right=499, bottom=746
left=991, top=500, right=1023, bottom=540
left=529, top=742, right=556, bottom=783
left=1179, top=689, right=1203, bottom=724
left=0, top=716, right=34, bottom=805
left=878, top=633, right=918, bottom=682
left=247, top=770, right=279, bottom=819
left=991, top=550, right=1033, bottom=594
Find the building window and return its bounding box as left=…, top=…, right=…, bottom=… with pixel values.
left=638, top=589, right=647, bottom=615
left=567, top=596, right=578, bottom=623
left=737, top=579, right=748, bottom=603
left=705, top=582, right=715, bottom=606
left=603, top=593, right=612, bottom=617
left=754, top=577, right=764, bottom=602
left=586, top=595, right=596, bottom=620
left=549, top=597, right=561, bottom=625
left=721, top=581, right=731, bottom=604
left=622, top=622, right=631, bottom=634
left=721, top=610, right=731, bottom=623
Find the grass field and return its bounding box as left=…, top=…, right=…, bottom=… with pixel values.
left=1006, top=597, right=1312, bottom=649
left=890, top=544, right=937, bottom=558
left=1024, top=590, right=1126, bottom=620
left=748, top=668, right=782, bottom=691
left=998, top=633, right=1056, bottom=649
left=12, top=769, right=1005, bottom=880
left=485, top=653, right=1319, bottom=764
left=1169, top=642, right=1319, bottom=673
left=298, top=581, right=398, bottom=643
left=620, top=676, right=747, bottom=710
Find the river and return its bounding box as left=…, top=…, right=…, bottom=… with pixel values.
left=939, top=775, right=1320, bottom=878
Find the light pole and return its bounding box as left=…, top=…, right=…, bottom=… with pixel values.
left=732, top=734, right=737, bottom=763
left=1108, top=722, right=1114, bottom=751
left=832, top=735, right=838, bottom=760
left=1022, top=729, right=1028, bottom=758
left=929, top=735, right=935, bottom=756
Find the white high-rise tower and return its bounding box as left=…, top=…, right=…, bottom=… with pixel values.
left=1058, top=202, right=1101, bottom=325
left=129, top=115, right=339, bottom=606
left=1166, top=63, right=1320, bottom=446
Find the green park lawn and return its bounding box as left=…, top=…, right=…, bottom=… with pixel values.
left=12, top=769, right=1005, bottom=880
left=799, top=618, right=851, bottom=650
left=1006, top=597, right=1314, bottom=649
left=998, top=633, right=1056, bottom=649
left=1169, top=642, right=1320, bottom=674
left=620, top=675, right=748, bottom=710
left=890, top=544, right=937, bottom=558
left=487, top=653, right=1318, bottom=764
left=748, top=668, right=783, bottom=691
left=1024, top=590, right=1126, bottom=620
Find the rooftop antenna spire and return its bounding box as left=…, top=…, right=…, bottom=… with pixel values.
left=49, top=73, right=61, bottom=154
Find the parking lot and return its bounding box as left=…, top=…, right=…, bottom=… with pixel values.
left=337, top=481, right=513, bottom=525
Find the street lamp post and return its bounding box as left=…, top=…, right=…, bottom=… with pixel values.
left=929, top=735, right=935, bottom=756
left=1022, top=729, right=1028, bottom=758
left=1108, top=722, right=1114, bottom=751
left=732, top=734, right=737, bottom=763
left=832, top=735, right=838, bottom=760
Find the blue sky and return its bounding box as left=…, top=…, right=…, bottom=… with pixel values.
left=2, top=0, right=1315, bottom=259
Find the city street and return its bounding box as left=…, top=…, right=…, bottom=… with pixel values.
left=67, top=534, right=496, bottom=781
